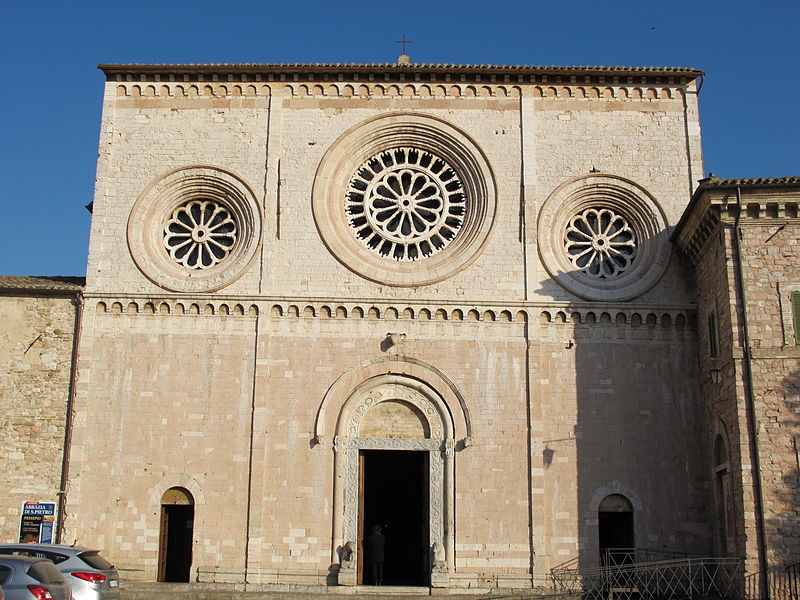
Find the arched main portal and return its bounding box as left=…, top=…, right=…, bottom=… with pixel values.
left=158, top=487, right=194, bottom=582
left=331, top=375, right=457, bottom=588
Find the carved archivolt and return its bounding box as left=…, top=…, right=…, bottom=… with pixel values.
left=346, top=383, right=444, bottom=439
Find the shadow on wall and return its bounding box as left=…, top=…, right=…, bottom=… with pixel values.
left=532, top=225, right=709, bottom=572
left=767, top=368, right=799, bottom=566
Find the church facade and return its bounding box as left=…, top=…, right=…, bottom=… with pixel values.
left=0, top=61, right=797, bottom=592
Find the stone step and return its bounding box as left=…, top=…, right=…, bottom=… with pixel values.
left=120, top=582, right=573, bottom=600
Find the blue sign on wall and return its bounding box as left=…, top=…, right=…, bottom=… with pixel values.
left=19, top=502, right=57, bottom=544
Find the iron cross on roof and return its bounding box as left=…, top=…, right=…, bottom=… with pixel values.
left=395, top=33, right=414, bottom=55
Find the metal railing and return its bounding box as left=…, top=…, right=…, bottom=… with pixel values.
left=551, top=554, right=742, bottom=600
left=744, top=563, right=800, bottom=600
left=601, top=548, right=706, bottom=567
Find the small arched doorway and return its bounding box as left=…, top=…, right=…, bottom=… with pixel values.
left=158, top=487, right=194, bottom=582
left=598, top=493, right=634, bottom=565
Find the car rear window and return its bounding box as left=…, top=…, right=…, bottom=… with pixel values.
left=0, top=549, right=68, bottom=564
left=0, top=564, right=11, bottom=584
left=78, top=552, right=113, bottom=570
left=40, top=552, right=68, bottom=565
left=28, top=561, right=65, bottom=584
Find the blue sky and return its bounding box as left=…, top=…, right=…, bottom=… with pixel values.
left=1, top=0, right=797, bottom=276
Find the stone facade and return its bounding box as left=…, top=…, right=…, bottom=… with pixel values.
left=0, top=277, right=83, bottom=543
left=1, top=62, right=796, bottom=593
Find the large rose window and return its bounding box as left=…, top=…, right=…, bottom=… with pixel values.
left=312, top=113, right=496, bottom=287
left=345, top=148, right=466, bottom=261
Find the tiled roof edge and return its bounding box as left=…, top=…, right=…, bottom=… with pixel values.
left=673, top=176, right=800, bottom=247
left=0, top=276, right=85, bottom=294
left=695, top=176, right=800, bottom=189
left=99, top=62, right=703, bottom=77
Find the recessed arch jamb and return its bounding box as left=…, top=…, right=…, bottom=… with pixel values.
left=323, top=357, right=467, bottom=586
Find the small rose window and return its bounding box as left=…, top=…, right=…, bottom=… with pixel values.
left=537, top=174, right=671, bottom=301
left=565, top=207, right=636, bottom=278
left=164, top=199, right=237, bottom=269
left=127, top=166, right=262, bottom=293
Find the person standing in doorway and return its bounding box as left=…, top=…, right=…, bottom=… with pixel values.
left=365, top=524, right=385, bottom=585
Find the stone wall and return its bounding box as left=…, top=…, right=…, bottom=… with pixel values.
left=0, top=282, right=81, bottom=543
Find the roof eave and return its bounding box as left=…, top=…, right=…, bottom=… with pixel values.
left=98, top=62, right=704, bottom=81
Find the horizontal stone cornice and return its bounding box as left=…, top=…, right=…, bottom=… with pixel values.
left=673, top=182, right=800, bottom=263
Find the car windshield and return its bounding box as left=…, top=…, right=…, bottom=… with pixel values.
left=79, top=552, right=113, bottom=570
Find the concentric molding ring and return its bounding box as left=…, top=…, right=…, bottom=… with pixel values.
left=537, top=174, right=671, bottom=301
left=127, top=166, right=263, bottom=293
left=312, top=113, right=497, bottom=287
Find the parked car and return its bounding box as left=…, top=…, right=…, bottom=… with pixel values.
left=0, top=546, right=117, bottom=600
left=0, top=555, right=71, bottom=600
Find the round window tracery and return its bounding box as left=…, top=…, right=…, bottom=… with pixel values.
left=565, top=207, right=636, bottom=278
left=128, top=166, right=262, bottom=293
left=164, top=199, right=238, bottom=269
left=346, top=148, right=466, bottom=261
left=537, top=174, right=670, bottom=301
left=312, top=113, right=497, bottom=287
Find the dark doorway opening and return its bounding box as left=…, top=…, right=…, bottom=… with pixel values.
left=158, top=488, right=194, bottom=582
left=360, top=450, right=429, bottom=586
left=598, top=494, right=634, bottom=566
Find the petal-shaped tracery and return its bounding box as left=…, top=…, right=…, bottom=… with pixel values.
left=564, top=208, right=636, bottom=278
left=345, top=148, right=466, bottom=261
left=164, top=199, right=238, bottom=269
